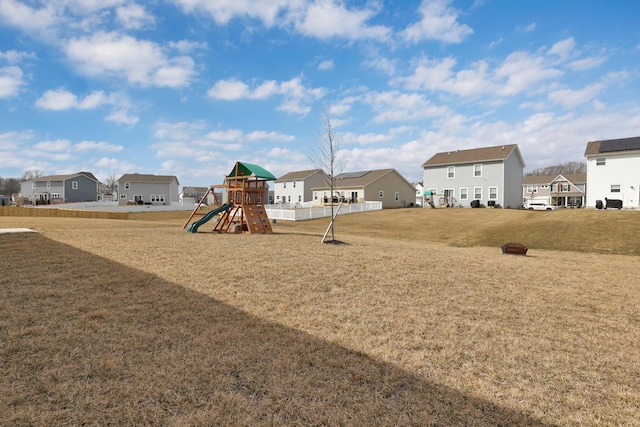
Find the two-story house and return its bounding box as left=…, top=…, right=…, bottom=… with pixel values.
left=19, top=172, right=100, bottom=204
left=312, top=168, right=415, bottom=208
left=117, top=173, right=180, bottom=206
left=584, top=136, right=640, bottom=208
left=422, top=144, right=525, bottom=208
left=523, top=173, right=586, bottom=207
left=274, top=169, right=327, bottom=205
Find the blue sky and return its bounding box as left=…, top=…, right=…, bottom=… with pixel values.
left=1, top=0, right=639, bottom=187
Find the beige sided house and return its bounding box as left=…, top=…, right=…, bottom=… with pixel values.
left=117, top=173, right=180, bottom=206
left=312, top=169, right=415, bottom=208
left=523, top=173, right=586, bottom=207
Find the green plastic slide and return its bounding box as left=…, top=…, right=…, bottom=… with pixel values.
left=186, top=203, right=233, bottom=233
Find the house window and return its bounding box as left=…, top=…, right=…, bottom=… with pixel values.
left=293, top=181, right=296, bottom=188
left=561, top=184, right=570, bottom=192
left=124, top=182, right=130, bottom=190
left=460, top=188, right=468, bottom=200
left=596, top=158, right=606, bottom=166
left=474, top=187, right=482, bottom=199
left=151, top=195, right=165, bottom=202
left=120, top=194, right=127, bottom=199
left=379, top=191, right=384, bottom=198
left=395, top=192, right=399, bottom=202
left=313, top=192, right=317, bottom=200
left=611, top=185, right=621, bottom=193
left=447, top=166, right=455, bottom=178
left=489, top=187, right=498, bottom=199
left=50, top=193, right=60, bottom=199
left=527, top=185, right=538, bottom=193
left=287, top=196, right=291, bottom=202
left=32, top=182, right=36, bottom=189
left=474, top=164, right=482, bottom=177
left=47, top=181, right=51, bottom=189
left=72, top=181, right=78, bottom=190
left=298, top=195, right=301, bottom=202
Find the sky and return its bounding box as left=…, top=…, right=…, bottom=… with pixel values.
left=1, top=0, right=640, bottom=187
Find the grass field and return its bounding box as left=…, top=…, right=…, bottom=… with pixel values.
left=1, top=208, right=639, bottom=425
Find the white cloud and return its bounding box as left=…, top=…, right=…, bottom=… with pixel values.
left=567, top=56, right=605, bottom=71
left=0, top=65, right=24, bottom=98
left=0, top=0, right=59, bottom=34
left=208, top=76, right=325, bottom=115
left=517, top=22, right=536, bottom=32
left=34, top=139, right=72, bottom=152
left=494, top=51, right=562, bottom=96
left=64, top=32, right=195, bottom=87
left=548, top=83, right=605, bottom=108
left=0, top=49, right=36, bottom=64
left=116, top=3, right=154, bottom=29
left=170, top=0, right=290, bottom=27
left=363, top=91, right=452, bottom=123
left=402, top=0, right=473, bottom=44
left=75, top=140, right=124, bottom=152
left=318, top=59, right=334, bottom=71
left=548, top=37, right=576, bottom=60
left=291, top=0, right=390, bottom=41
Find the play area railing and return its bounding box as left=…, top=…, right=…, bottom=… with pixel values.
left=265, top=201, right=382, bottom=221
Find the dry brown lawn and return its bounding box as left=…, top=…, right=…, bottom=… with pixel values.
left=1, top=208, right=639, bottom=426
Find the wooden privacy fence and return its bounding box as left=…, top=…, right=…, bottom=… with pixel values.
left=0, top=206, right=129, bottom=220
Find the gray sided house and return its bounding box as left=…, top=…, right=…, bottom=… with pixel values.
left=274, top=169, right=327, bottom=205
left=117, top=173, right=179, bottom=206
left=422, top=144, right=525, bottom=208
left=312, top=168, right=416, bottom=208
left=523, top=173, right=586, bottom=208
left=19, top=172, right=100, bottom=204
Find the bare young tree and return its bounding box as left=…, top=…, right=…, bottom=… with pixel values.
left=104, top=173, right=118, bottom=194
left=310, top=107, right=346, bottom=243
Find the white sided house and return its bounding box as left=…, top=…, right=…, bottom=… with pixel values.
left=422, top=144, right=525, bottom=208
left=274, top=169, right=327, bottom=205
left=584, top=136, right=640, bottom=209
left=523, top=173, right=586, bottom=208
left=312, top=169, right=415, bottom=208
left=117, top=173, right=180, bottom=206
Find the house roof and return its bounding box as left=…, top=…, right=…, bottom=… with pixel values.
left=523, top=173, right=586, bottom=185
left=183, top=186, right=208, bottom=192
left=32, top=171, right=98, bottom=182
left=276, top=169, right=324, bottom=182
left=313, top=168, right=412, bottom=190
left=584, top=136, right=640, bottom=157
left=422, top=144, right=522, bottom=167
left=118, top=173, right=179, bottom=185
left=227, top=161, right=276, bottom=180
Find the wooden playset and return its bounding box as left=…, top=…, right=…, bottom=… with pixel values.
left=184, top=161, right=275, bottom=234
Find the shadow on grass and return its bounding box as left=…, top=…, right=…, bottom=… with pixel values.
left=1, top=234, right=551, bottom=426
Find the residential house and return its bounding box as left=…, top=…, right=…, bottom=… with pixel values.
left=523, top=173, right=586, bottom=207
left=274, top=169, right=327, bottom=205
left=117, top=173, right=179, bottom=206
left=413, top=182, right=424, bottom=207
left=19, top=172, right=100, bottom=204
left=312, top=169, right=415, bottom=208
left=422, top=144, right=525, bottom=208
left=584, top=136, right=640, bottom=208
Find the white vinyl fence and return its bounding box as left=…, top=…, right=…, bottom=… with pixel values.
left=265, top=201, right=382, bottom=221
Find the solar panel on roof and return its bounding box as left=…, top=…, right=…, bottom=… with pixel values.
left=598, top=137, right=640, bottom=153
left=338, top=171, right=370, bottom=179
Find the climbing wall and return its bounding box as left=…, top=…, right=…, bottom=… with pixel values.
left=243, top=205, right=273, bottom=234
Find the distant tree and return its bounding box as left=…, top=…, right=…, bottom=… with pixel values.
left=21, top=169, right=44, bottom=181
left=0, top=177, right=20, bottom=195
left=104, top=173, right=118, bottom=193
left=310, top=106, right=346, bottom=244
left=527, top=161, right=586, bottom=176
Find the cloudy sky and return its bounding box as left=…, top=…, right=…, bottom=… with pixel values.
left=1, top=0, right=639, bottom=186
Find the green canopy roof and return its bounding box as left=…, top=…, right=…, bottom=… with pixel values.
left=227, top=161, right=276, bottom=180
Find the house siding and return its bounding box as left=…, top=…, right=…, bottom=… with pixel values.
left=586, top=151, right=640, bottom=208
left=274, top=171, right=326, bottom=204
left=503, top=152, right=525, bottom=208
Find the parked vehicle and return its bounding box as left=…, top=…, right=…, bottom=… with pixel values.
left=524, top=201, right=558, bottom=211
left=524, top=196, right=557, bottom=211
